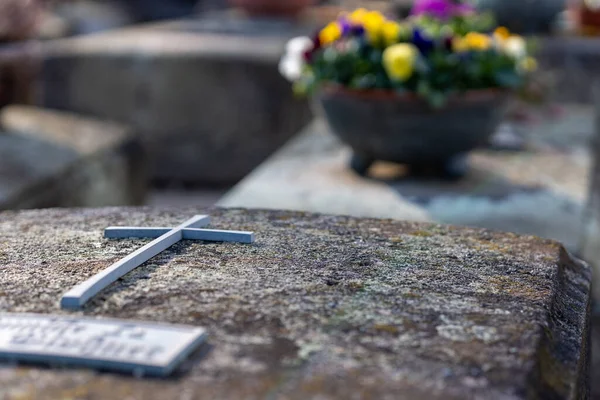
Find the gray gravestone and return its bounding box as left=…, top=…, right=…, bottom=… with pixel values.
left=0, top=207, right=591, bottom=398
left=38, top=12, right=313, bottom=184
left=0, top=313, right=206, bottom=377
left=0, top=105, right=146, bottom=210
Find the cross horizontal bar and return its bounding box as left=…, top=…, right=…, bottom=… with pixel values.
left=182, top=228, right=254, bottom=243
left=61, top=215, right=210, bottom=310
left=104, top=215, right=211, bottom=239
left=104, top=227, right=254, bottom=243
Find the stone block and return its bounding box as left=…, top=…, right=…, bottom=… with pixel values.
left=38, top=15, right=313, bottom=184
left=581, top=87, right=600, bottom=305
left=0, top=207, right=592, bottom=398
left=537, top=36, right=600, bottom=104
left=0, top=105, right=146, bottom=209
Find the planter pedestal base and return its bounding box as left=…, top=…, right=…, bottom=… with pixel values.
left=349, top=153, right=375, bottom=176
left=411, top=154, right=469, bottom=180
left=349, top=153, right=469, bottom=181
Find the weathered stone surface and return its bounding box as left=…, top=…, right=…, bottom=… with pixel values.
left=220, top=105, right=593, bottom=251
left=0, top=207, right=591, bottom=399
left=37, top=14, right=313, bottom=184
left=0, top=106, right=146, bottom=209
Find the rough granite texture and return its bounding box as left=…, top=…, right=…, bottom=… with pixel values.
left=0, top=207, right=592, bottom=399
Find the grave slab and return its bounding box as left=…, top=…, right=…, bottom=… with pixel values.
left=220, top=105, right=593, bottom=252
left=38, top=12, right=313, bottom=184
left=0, top=207, right=591, bottom=398
left=0, top=105, right=146, bottom=209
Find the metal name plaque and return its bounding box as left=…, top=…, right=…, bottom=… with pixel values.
left=0, top=313, right=207, bottom=377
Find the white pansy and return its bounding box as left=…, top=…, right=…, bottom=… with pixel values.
left=286, top=36, right=313, bottom=54
left=503, top=36, right=526, bottom=59
left=279, top=56, right=303, bottom=81
left=279, top=36, right=313, bottom=82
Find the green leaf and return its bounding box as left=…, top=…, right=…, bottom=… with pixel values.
left=417, top=80, right=431, bottom=97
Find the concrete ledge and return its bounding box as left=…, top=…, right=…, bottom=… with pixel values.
left=220, top=106, right=593, bottom=251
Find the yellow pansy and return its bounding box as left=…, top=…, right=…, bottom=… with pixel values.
left=319, top=22, right=342, bottom=46
left=452, top=37, right=469, bottom=53
left=493, top=26, right=511, bottom=41
left=362, top=10, right=387, bottom=43
left=383, top=43, right=419, bottom=81
left=518, top=56, right=538, bottom=73
left=464, top=32, right=492, bottom=51
left=348, top=8, right=368, bottom=24
left=381, top=21, right=402, bottom=46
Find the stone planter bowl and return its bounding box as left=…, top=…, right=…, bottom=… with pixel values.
left=316, top=86, right=510, bottom=178
left=228, top=0, right=316, bottom=17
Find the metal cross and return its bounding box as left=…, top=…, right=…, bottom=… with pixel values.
left=61, top=215, right=254, bottom=310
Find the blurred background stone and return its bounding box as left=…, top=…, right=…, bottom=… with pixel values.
left=51, top=0, right=133, bottom=36
left=0, top=0, right=43, bottom=42
left=0, top=105, right=146, bottom=209
left=37, top=14, right=313, bottom=185
left=537, top=36, right=600, bottom=103
left=581, top=83, right=600, bottom=305
left=472, top=0, right=566, bottom=34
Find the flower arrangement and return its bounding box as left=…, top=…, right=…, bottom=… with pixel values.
left=279, top=1, right=538, bottom=107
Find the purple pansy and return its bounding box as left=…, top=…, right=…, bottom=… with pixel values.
left=412, top=28, right=435, bottom=54
left=351, top=24, right=365, bottom=36
left=303, top=33, right=322, bottom=62
left=411, top=0, right=475, bottom=19
left=337, top=17, right=365, bottom=37
left=442, top=35, right=453, bottom=51
left=338, top=18, right=352, bottom=36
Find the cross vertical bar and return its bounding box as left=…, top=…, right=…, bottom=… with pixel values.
left=60, top=215, right=210, bottom=310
